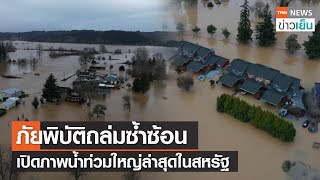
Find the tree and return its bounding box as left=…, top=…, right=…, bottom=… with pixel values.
left=119, top=65, right=125, bottom=72
left=40, top=97, right=45, bottom=104
left=176, top=22, right=185, bottom=32
left=132, top=76, right=150, bottom=94
left=255, top=4, right=277, bottom=46
left=153, top=59, right=166, bottom=81
left=69, top=169, right=86, bottom=180
left=109, top=65, right=114, bottom=73
left=32, top=97, right=39, bottom=109
left=76, top=81, right=96, bottom=106
left=36, top=44, right=43, bottom=60
left=99, top=44, right=107, bottom=53
left=0, top=42, right=7, bottom=62
left=222, top=28, right=231, bottom=39
left=237, top=0, right=253, bottom=43
left=303, top=21, right=320, bottom=59
left=207, top=25, right=217, bottom=36
left=122, top=95, right=132, bottom=112
left=177, top=75, right=194, bottom=91
left=122, top=171, right=140, bottom=180
left=93, top=104, right=107, bottom=117
left=192, top=26, right=201, bottom=33
left=79, top=52, right=93, bottom=65
left=252, top=0, right=265, bottom=18
left=42, top=74, right=61, bottom=102
left=285, top=34, right=301, bottom=53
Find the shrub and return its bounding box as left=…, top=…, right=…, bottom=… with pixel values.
left=0, top=109, right=6, bottom=116
left=282, top=160, right=294, bottom=172
left=177, top=75, right=194, bottom=91
left=216, top=94, right=296, bottom=142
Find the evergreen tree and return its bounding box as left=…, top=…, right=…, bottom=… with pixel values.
left=255, top=4, right=277, bottom=46
left=32, top=97, right=39, bottom=109
left=303, top=21, right=320, bottom=59
left=207, top=25, right=217, bottom=36
left=42, top=74, right=61, bottom=102
left=237, top=0, right=253, bottom=43
left=192, top=26, right=201, bottom=33
left=0, top=42, right=7, bottom=62
left=132, top=76, right=150, bottom=94
left=285, top=34, right=301, bottom=53
left=222, top=28, right=231, bottom=39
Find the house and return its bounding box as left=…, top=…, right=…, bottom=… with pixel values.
left=218, top=73, right=244, bottom=88
left=228, top=59, right=251, bottom=77
left=98, top=83, right=113, bottom=93
left=245, top=64, right=280, bottom=85
left=239, top=80, right=263, bottom=95
left=193, top=47, right=214, bottom=61
left=89, top=64, right=105, bottom=70
left=313, top=83, right=320, bottom=106
left=104, top=74, right=119, bottom=85
left=270, top=73, right=301, bottom=97
left=172, top=55, right=192, bottom=67
left=0, top=97, right=20, bottom=109
left=187, top=54, right=229, bottom=73
left=260, top=90, right=286, bottom=106
left=0, top=88, right=22, bottom=101
left=78, top=71, right=96, bottom=79
left=66, top=92, right=83, bottom=103
left=178, top=41, right=200, bottom=58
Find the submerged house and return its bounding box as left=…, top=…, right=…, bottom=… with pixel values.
left=218, top=59, right=250, bottom=88
left=178, top=41, right=200, bottom=58
left=0, top=88, right=22, bottom=101
left=193, top=47, right=214, bottom=61
left=78, top=71, right=96, bottom=79
left=187, top=54, right=229, bottom=73
left=245, top=64, right=280, bottom=86
left=66, top=92, right=84, bottom=103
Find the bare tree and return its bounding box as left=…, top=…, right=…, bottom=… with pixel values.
left=177, top=75, right=194, bottom=91
left=122, top=95, right=132, bottom=112
left=99, top=44, right=107, bottom=54
left=36, top=44, right=43, bottom=60
left=0, top=145, right=19, bottom=180
left=93, top=104, right=107, bottom=117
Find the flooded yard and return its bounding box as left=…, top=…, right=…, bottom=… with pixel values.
left=0, top=40, right=319, bottom=179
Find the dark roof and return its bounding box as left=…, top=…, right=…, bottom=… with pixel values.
left=239, top=80, right=263, bottom=94
left=246, top=64, right=280, bottom=81
left=218, top=73, right=243, bottom=88
left=216, top=58, right=229, bottom=68
left=204, top=54, right=219, bottom=66
left=229, top=59, right=251, bottom=76
left=180, top=41, right=199, bottom=56
left=187, top=61, right=206, bottom=72
left=172, top=55, right=190, bottom=66
left=260, top=90, right=286, bottom=106
left=271, top=73, right=294, bottom=92
left=194, top=47, right=213, bottom=59
left=175, top=41, right=186, bottom=48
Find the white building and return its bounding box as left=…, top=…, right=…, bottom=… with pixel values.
left=0, top=88, right=22, bottom=101
left=0, top=97, right=20, bottom=110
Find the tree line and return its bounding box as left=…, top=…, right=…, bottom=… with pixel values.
left=217, top=94, right=296, bottom=142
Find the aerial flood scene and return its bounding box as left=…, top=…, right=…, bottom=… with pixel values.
left=0, top=0, right=320, bottom=180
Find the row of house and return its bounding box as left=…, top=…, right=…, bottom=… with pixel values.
left=218, top=59, right=302, bottom=106
left=171, top=41, right=229, bottom=73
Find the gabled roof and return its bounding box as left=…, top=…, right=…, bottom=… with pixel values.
left=246, top=64, right=280, bottom=81
left=187, top=61, right=206, bottom=72
left=204, top=54, right=219, bottom=66
left=271, top=73, right=294, bottom=92
left=218, top=73, right=243, bottom=88
left=180, top=42, right=199, bottom=56
left=229, top=59, right=251, bottom=76
left=1, top=88, right=22, bottom=95
left=239, top=80, right=263, bottom=94
left=175, top=41, right=186, bottom=48
left=172, top=55, right=190, bottom=66
left=194, top=47, right=213, bottom=59
left=105, top=75, right=117, bottom=82
left=260, top=90, right=286, bottom=106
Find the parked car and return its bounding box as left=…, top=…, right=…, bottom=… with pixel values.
left=302, top=120, right=310, bottom=128
left=308, top=126, right=318, bottom=133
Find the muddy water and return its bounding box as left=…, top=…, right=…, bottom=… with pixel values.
left=167, top=0, right=320, bottom=89
left=0, top=40, right=320, bottom=180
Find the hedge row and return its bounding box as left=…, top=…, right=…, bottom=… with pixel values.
left=0, top=109, right=6, bottom=117
left=217, top=94, right=296, bottom=142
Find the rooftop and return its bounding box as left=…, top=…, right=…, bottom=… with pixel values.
left=260, top=90, right=286, bottom=106
left=1, top=88, right=22, bottom=95
left=228, top=59, right=251, bottom=76
left=246, top=64, right=280, bottom=81
left=218, top=73, right=243, bottom=88
left=172, top=55, right=190, bottom=66
left=239, top=80, right=263, bottom=94
left=194, top=47, right=214, bottom=59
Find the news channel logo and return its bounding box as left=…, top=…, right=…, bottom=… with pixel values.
left=276, top=7, right=315, bottom=32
